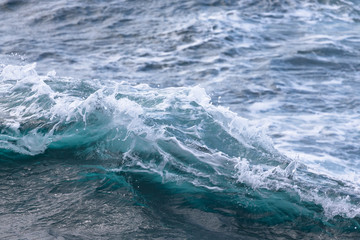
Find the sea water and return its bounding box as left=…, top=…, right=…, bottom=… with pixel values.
left=0, top=0, right=359, bottom=239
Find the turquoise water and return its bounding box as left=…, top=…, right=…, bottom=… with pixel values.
left=1, top=0, right=360, bottom=239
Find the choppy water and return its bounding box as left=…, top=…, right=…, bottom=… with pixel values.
left=1, top=0, right=360, bottom=239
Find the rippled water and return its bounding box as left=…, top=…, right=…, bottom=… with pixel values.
left=1, top=0, right=360, bottom=239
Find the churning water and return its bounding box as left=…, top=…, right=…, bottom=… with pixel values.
left=0, top=0, right=360, bottom=239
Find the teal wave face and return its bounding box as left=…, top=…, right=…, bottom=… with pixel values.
left=0, top=64, right=359, bottom=238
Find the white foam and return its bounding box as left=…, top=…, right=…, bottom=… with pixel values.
left=0, top=63, right=37, bottom=81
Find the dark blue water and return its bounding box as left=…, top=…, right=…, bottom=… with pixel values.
left=1, top=0, right=360, bottom=239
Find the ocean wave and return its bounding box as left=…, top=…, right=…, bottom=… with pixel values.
left=1, top=63, right=359, bottom=229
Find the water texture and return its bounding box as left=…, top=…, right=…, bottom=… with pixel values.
left=0, top=0, right=360, bottom=239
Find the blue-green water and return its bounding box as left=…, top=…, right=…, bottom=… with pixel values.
left=1, top=0, right=360, bottom=239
